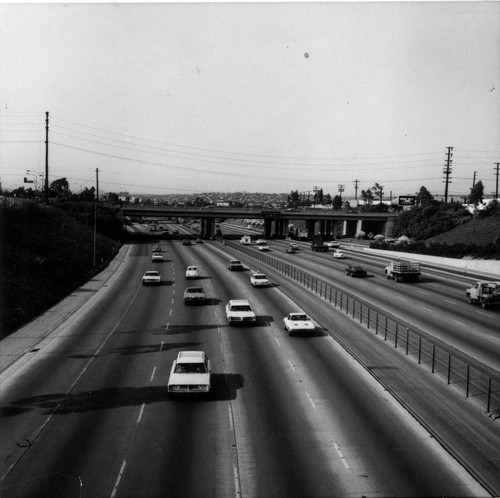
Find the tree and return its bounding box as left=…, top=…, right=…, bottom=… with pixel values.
left=50, top=177, right=71, bottom=199
left=361, top=189, right=374, bottom=205
left=287, top=190, right=300, bottom=208
left=371, top=183, right=384, bottom=204
left=416, top=186, right=434, bottom=206
left=468, top=181, right=484, bottom=205
left=332, top=195, right=343, bottom=210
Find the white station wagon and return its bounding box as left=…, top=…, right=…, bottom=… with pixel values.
left=283, top=312, right=315, bottom=336
left=168, top=351, right=211, bottom=394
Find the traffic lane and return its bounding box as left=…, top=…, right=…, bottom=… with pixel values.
left=0, top=243, right=151, bottom=479
left=184, top=246, right=479, bottom=496
left=268, top=267, right=500, bottom=495
left=224, top=278, right=488, bottom=497
left=259, top=244, right=500, bottom=370
left=1, top=241, right=235, bottom=497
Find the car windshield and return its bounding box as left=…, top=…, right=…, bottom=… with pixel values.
left=145, top=272, right=159, bottom=276
left=292, top=314, right=308, bottom=321
left=254, top=275, right=266, bottom=279
left=232, top=305, right=252, bottom=312
left=175, top=363, right=207, bottom=374
left=231, top=261, right=241, bottom=264
left=186, top=288, right=203, bottom=293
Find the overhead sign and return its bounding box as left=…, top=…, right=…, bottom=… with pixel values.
left=261, top=211, right=281, bottom=218
left=398, top=196, right=416, bottom=206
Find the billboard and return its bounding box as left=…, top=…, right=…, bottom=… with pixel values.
left=398, top=196, right=416, bottom=206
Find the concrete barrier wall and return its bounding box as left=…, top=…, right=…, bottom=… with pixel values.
left=362, top=247, right=500, bottom=278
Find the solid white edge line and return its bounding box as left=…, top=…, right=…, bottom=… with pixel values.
left=305, top=391, right=316, bottom=409
left=150, top=366, right=157, bottom=382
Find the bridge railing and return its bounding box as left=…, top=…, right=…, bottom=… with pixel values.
left=230, top=241, right=500, bottom=415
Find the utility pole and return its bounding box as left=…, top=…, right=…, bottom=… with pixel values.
left=312, top=186, right=318, bottom=208
left=96, top=168, right=99, bottom=202
left=472, top=171, right=476, bottom=189
left=443, top=146, right=453, bottom=203
left=44, top=111, right=49, bottom=203
left=494, top=163, right=499, bottom=199
left=338, top=184, right=345, bottom=201
left=353, top=179, right=359, bottom=201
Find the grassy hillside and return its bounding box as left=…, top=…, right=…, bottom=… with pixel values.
left=1, top=203, right=120, bottom=337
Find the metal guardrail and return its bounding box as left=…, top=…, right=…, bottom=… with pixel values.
left=231, top=241, right=500, bottom=414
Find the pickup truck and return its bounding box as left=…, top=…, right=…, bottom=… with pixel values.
left=466, top=281, right=500, bottom=308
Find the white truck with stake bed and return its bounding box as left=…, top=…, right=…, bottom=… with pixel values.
left=384, top=260, right=421, bottom=282
left=466, top=281, right=500, bottom=309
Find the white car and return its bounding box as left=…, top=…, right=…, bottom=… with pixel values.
left=283, top=312, right=315, bottom=336
left=183, top=287, right=207, bottom=304
left=250, top=273, right=271, bottom=287
left=185, top=266, right=200, bottom=279
left=258, top=244, right=270, bottom=251
left=255, top=238, right=267, bottom=245
left=142, top=271, right=161, bottom=285
left=332, top=250, right=345, bottom=259
left=225, top=299, right=256, bottom=325
left=326, top=241, right=340, bottom=248
left=168, top=351, right=211, bottom=394
left=152, top=252, right=164, bottom=262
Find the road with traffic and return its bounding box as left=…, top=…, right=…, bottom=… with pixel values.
left=0, top=221, right=498, bottom=497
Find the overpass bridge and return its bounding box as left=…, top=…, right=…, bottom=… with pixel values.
left=120, top=205, right=398, bottom=239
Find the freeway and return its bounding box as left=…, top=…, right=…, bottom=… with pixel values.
left=0, top=235, right=497, bottom=497
left=233, top=237, right=500, bottom=372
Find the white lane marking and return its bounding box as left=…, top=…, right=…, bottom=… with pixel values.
left=476, top=310, right=493, bottom=317
left=418, top=290, right=431, bottom=296
left=333, top=443, right=351, bottom=471
left=274, top=337, right=281, bottom=346
left=136, top=402, right=146, bottom=423
left=419, top=306, right=434, bottom=313
left=452, top=319, right=467, bottom=327
left=287, top=359, right=296, bottom=372
left=110, top=460, right=127, bottom=498
left=150, top=366, right=157, bottom=382
left=444, top=299, right=458, bottom=305
left=160, top=341, right=164, bottom=352
left=233, top=465, right=241, bottom=498
left=394, top=295, right=408, bottom=302
left=169, top=309, right=173, bottom=316
left=305, top=392, right=316, bottom=409
left=228, top=405, right=234, bottom=432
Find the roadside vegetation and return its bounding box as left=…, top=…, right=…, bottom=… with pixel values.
left=1, top=202, right=123, bottom=337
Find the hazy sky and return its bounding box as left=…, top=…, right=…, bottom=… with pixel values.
left=1, top=2, right=499, bottom=199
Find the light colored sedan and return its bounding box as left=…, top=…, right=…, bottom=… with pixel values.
left=142, top=271, right=161, bottom=285
left=332, top=250, right=345, bottom=259
left=185, top=266, right=200, bottom=279
left=283, top=312, right=315, bottom=336
left=250, top=273, right=271, bottom=287
left=168, top=351, right=211, bottom=394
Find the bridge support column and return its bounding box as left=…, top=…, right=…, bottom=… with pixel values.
left=356, top=219, right=363, bottom=236
left=306, top=220, right=316, bottom=238
left=201, top=218, right=215, bottom=238
left=264, top=219, right=272, bottom=237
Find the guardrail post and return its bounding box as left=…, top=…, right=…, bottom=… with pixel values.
left=447, top=353, right=451, bottom=384
left=431, top=345, right=436, bottom=373
left=375, top=312, right=379, bottom=335
left=405, top=328, right=409, bottom=355
left=418, top=336, right=422, bottom=363
left=466, top=364, right=470, bottom=398
left=395, top=323, right=398, bottom=348
left=367, top=308, right=370, bottom=329
left=384, top=316, right=388, bottom=341
left=487, top=377, right=492, bottom=413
